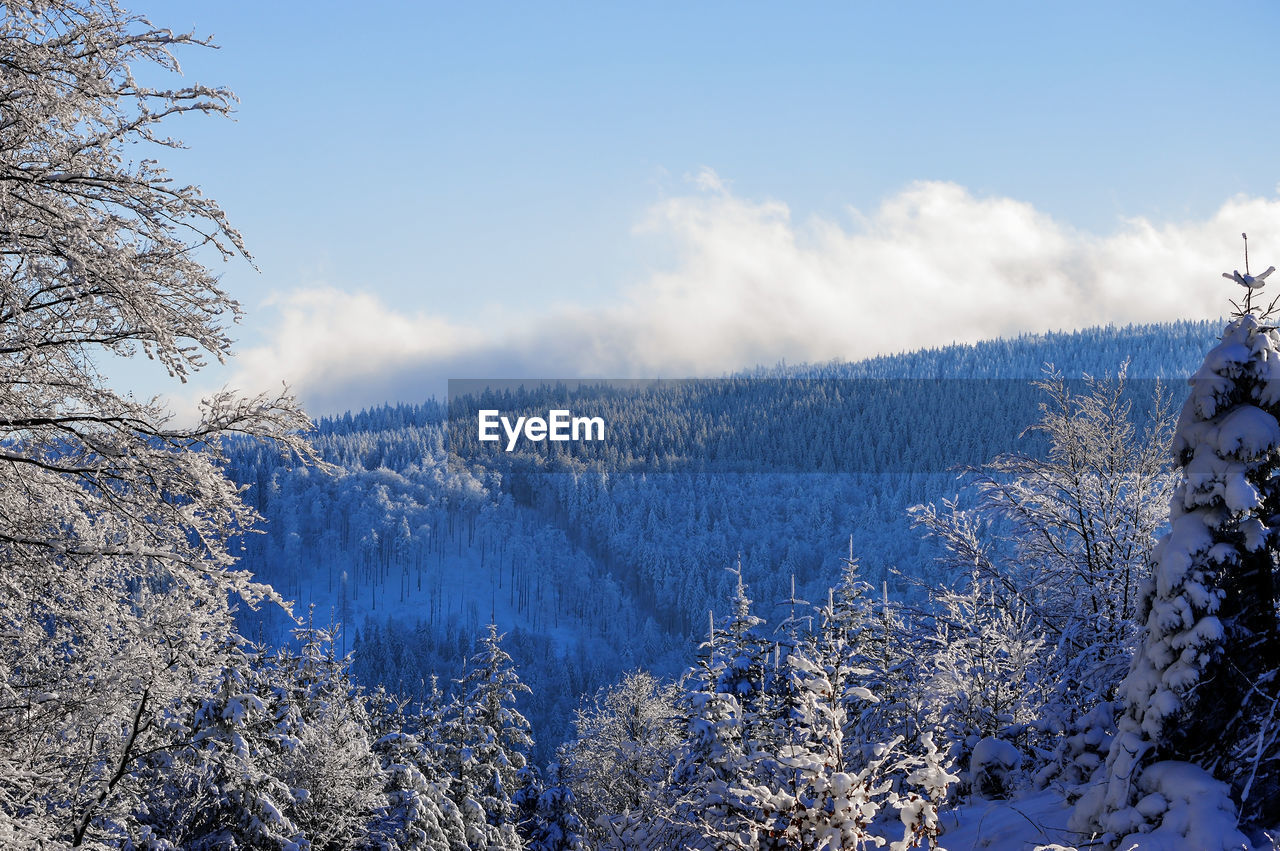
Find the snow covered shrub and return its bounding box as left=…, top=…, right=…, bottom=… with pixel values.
left=889, top=732, right=960, bottom=851
left=1082, top=301, right=1280, bottom=840
left=132, top=628, right=389, bottom=850
left=921, top=571, right=1049, bottom=798
left=560, top=669, right=683, bottom=846
left=271, top=627, right=387, bottom=848
left=527, top=763, right=586, bottom=851
left=1034, top=700, right=1116, bottom=796
left=1087, top=761, right=1250, bottom=851
left=646, top=571, right=961, bottom=850
left=969, top=737, right=1023, bottom=801
left=134, top=638, right=309, bottom=850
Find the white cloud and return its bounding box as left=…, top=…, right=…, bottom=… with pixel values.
left=220, top=178, right=1280, bottom=414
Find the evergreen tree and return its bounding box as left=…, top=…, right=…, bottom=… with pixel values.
left=1083, top=264, right=1280, bottom=841
left=137, top=638, right=307, bottom=850
left=715, top=561, right=779, bottom=794
left=822, top=548, right=880, bottom=751
left=761, top=593, right=956, bottom=851
left=528, top=763, right=585, bottom=851
left=364, top=689, right=469, bottom=851
left=782, top=643, right=877, bottom=848
left=441, top=624, right=533, bottom=850
left=856, top=582, right=926, bottom=750
left=669, top=609, right=760, bottom=848
left=512, top=764, right=543, bottom=845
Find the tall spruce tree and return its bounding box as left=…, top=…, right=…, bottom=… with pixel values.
left=441, top=624, right=533, bottom=851
left=1082, top=254, right=1280, bottom=841
left=364, top=688, right=469, bottom=851
left=670, top=611, right=757, bottom=848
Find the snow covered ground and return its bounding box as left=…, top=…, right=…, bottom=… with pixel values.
left=936, top=788, right=1280, bottom=851
left=937, top=791, right=1080, bottom=850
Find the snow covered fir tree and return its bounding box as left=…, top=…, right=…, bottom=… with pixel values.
left=1075, top=255, right=1280, bottom=847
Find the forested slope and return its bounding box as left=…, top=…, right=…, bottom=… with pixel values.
left=228, top=319, right=1217, bottom=756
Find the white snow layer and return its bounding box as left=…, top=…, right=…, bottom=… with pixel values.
left=1112, top=761, right=1250, bottom=850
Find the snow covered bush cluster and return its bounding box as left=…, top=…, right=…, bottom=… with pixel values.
left=911, top=367, right=1176, bottom=732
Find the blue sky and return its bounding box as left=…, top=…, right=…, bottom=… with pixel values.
left=141, top=1, right=1280, bottom=413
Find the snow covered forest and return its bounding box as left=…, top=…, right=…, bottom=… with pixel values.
left=225, top=325, right=1215, bottom=764
left=7, top=0, right=1280, bottom=848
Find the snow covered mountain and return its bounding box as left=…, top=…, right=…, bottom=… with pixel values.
left=227, top=319, right=1218, bottom=759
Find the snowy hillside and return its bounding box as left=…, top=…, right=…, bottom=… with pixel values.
left=226, top=319, right=1218, bottom=759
